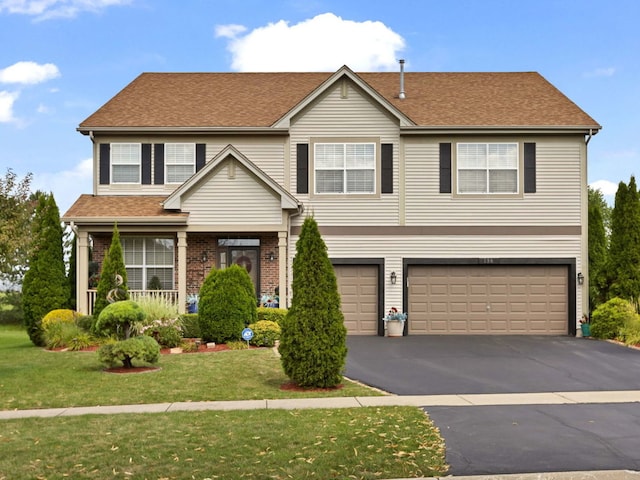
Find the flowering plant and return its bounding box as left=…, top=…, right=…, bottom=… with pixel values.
left=384, top=307, right=407, bottom=322
left=580, top=314, right=590, bottom=325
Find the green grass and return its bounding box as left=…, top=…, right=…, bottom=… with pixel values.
left=0, top=325, right=381, bottom=410
left=0, top=407, right=448, bottom=479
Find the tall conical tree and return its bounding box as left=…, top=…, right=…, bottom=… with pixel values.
left=22, top=193, right=69, bottom=346
left=609, top=176, right=640, bottom=310
left=93, top=223, right=129, bottom=319
left=279, top=216, right=347, bottom=388
left=588, top=187, right=609, bottom=312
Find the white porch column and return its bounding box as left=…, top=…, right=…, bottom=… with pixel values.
left=177, top=231, right=187, bottom=314
left=76, top=230, right=90, bottom=314
left=278, top=230, right=288, bottom=308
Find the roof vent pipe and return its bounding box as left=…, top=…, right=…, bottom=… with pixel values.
left=399, top=59, right=406, bottom=99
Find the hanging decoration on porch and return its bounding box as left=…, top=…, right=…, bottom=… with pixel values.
left=106, top=274, right=127, bottom=303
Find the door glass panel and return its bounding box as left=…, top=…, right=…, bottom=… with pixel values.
left=230, top=248, right=258, bottom=296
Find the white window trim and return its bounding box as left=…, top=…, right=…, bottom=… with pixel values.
left=456, top=142, right=519, bottom=195
left=313, top=142, right=376, bottom=195
left=111, top=143, right=141, bottom=184
left=165, top=143, right=196, bottom=184
left=122, top=237, right=175, bottom=291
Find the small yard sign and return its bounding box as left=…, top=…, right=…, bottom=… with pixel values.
left=242, top=327, right=254, bottom=347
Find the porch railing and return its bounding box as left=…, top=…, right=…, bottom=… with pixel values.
left=86, top=289, right=180, bottom=315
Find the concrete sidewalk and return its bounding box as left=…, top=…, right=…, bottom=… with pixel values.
left=2, top=389, right=640, bottom=420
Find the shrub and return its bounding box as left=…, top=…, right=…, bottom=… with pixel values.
left=94, top=300, right=145, bottom=340
left=44, top=322, right=94, bottom=350
left=136, top=293, right=179, bottom=322
left=41, top=309, right=78, bottom=331
left=248, top=320, right=281, bottom=347
left=141, top=318, right=183, bottom=348
left=227, top=340, right=249, bottom=350
left=0, top=291, right=23, bottom=325
left=619, top=313, right=640, bottom=346
left=280, top=216, right=347, bottom=388
left=198, top=265, right=258, bottom=343
left=93, top=224, right=129, bottom=319
left=590, top=297, right=636, bottom=339
left=180, top=313, right=201, bottom=338
left=76, top=314, right=95, bottom=333
left=257, top=307, right=287, bottom=324
left=97, top=335, right=160, bottom=368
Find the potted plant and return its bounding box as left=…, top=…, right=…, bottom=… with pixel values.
left=580, top=313, right=590, bottom=338
left=186, top=294, right=199, bottom=314
left=384, top=307, right=407, bottom=337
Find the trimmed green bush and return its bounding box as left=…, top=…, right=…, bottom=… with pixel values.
left=248, top=320, right=281, bottom=347
left=141, top=318, right=183, bottom=348
left=97, top=335, right=160, bottom=368
left=280, top=216, right=347, bottom=388
left=198, top=265, right=258, bottom=343
left=257, top=307, right=287, bottom=324
left=590, top=297, right=636, bottom=339
left=41, top=309, right=78, bottom=331
left=76, top=314, right=95, bottom=333
left=619, top=312, right=640, bottom=346
left=94, top=300, right=145, bottom=340
left=180, top=313, right=201, bottom=338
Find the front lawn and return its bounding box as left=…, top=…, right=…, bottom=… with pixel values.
left=0, top=407, right=448, bottom=479
left=0, top=326, right=380, bottom=410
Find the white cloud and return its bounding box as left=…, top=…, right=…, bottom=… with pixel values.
left=590, top=179, right=619, bottom=196
left=0, top=0, right=131, bottom=20
left=32, top=158, right=93, bottom=213
left=0, top=90, right=19, bottom=122
left=214, top=23, right=246, bottom=39
left=217, top=13, right=405, bottom=72
left=584, top=67, right=616, bottom=78
left=0, top=61, right=60, bottom=84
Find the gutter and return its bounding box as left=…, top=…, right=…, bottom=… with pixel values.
left=77, top=126, right=291, bottom=136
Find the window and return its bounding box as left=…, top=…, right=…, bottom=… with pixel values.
left=166, top=143, right=195, bottom=183
left=122, top=237, right=174, bottom=290
left=111, top=143, right=141, bottom=183
left=315, top=143, right=375, bottom=194
left=457, top=143, right=518, bottom=194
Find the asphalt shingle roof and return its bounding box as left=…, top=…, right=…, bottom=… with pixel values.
left=79, top=71, right=600, bottom=129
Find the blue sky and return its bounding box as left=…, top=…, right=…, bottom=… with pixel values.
left=1, top=0, right=638, bottom=213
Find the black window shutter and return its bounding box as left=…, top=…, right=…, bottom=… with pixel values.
left=439, top=143, right=452, bottom=194
left=524, top=142, right=536, bottom=193
left=196, top=144, right=206, bottom=171
left=141, top=144, right=152, bottom=185
left=296, top=143, right=309, bottom=194
left=154, top=144, right=165, bottom=184
left=381, top=143, right=393, bottom=194
left=99, top=144, right=110, bottom=185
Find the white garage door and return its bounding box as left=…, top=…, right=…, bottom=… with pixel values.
left=408, top=265, right=568, bottom=335
left=334, top=265, right=379, bottom=335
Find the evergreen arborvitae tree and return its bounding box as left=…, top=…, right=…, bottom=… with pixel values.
left=588, top=187, right=609, bottom=312
left=93, top=224, right=129, bottom=319
left=22, top=193, right=69, bottom=346
left=198, top=265, right=257, bottom=343
left=279, top=216, right=347, bottom=388
left=609, top=176, right=640, bottom=310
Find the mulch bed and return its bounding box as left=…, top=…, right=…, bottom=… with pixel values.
left=279, top=381, right=344, bottom=392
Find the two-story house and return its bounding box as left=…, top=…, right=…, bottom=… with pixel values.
left=62, top=65, right=600, bottom=336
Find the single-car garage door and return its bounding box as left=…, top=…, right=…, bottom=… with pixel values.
left=408, top=265, right=568, bottom=335
left=334, top=265, right=379, bottom=335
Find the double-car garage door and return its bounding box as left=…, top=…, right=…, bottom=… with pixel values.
left=335, top=263, right=569, bottom=335
left=408, top=265, right=568, bottom=335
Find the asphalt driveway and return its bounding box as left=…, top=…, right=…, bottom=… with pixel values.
left=345, top=335, right=640, bottom=395
left=345, top=335, right=640, bottom=475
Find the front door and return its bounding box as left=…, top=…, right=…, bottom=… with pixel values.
left=230, top=247, right=259, bottom=294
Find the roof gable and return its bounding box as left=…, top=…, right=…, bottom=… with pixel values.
left=163, top=144, right=301, bottom=211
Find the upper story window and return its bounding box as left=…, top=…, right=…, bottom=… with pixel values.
left=315, top=143, right=375, bottom=194
left=166, top=143, right=195, bottom=183
left=457, top=143, right=518, bottom=194
left=111, top=143, right=141, bottom=184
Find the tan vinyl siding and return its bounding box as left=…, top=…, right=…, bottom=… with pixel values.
left=404, top=136, right=584, bottom=226
left=182, top=160, right=282, bottom=225
left=289, top=80, right=401, bottom=226
left=96, top=136, right=286, bottom=196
